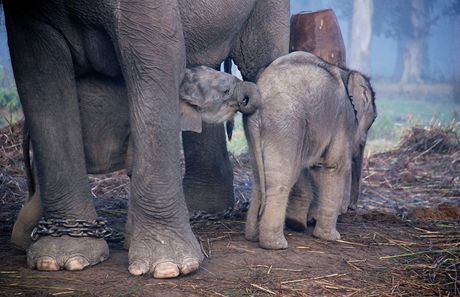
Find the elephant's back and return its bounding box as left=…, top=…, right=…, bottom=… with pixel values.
left=257, top=52, right=346, bottom=108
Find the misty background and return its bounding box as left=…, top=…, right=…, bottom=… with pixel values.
left=0, top=0, right=459, bottom=153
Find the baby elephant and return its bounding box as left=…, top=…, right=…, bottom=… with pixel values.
left=244, top=52, right=376, bottom=249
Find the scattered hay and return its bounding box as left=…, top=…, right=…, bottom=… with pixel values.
left=398, top=125, right=459, bottom=154
left=1, top=121, right=459, bottom=296
left=360, top=125, right=460, bottom=215
left=0, top=121, right=27, bottom=209
left=0, top=120, right=25, bottom=175
left=410, top=202, right=460, bottom=221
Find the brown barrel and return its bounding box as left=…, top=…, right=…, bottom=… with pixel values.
left=290, top=9, right=346, bottom=67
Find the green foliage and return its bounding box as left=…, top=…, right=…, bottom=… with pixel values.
left=0, top=65, right=19, bottom=110
left=227, top=114, right=248, bottom=155
left=0, top=65, right=21, bottom=127
left=0, top=85, right=19, bottom=111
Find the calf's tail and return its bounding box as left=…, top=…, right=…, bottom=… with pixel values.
left=224, top=57, right=234, bottom=141
left=243, top=113, right=267, bottom=217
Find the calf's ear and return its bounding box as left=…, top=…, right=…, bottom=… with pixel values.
left=179, top=68, right=205, bottom=133
left=179, top=67, right=206, bottom=107
left=346, top=71, right=374, bottom=122
left=180, top=102, right=202, bottom=133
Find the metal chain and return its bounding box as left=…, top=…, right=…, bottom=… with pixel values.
left=31, top=217, right=113, bottom=241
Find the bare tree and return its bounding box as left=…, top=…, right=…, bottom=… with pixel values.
left=374, top=0, right=459, bottom=83
left=349, top=0, right=373, bottom=74
left=400, top=0, right=427, bottom=83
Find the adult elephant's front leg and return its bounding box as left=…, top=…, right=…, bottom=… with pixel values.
left=5, top=7, right=109, bottom=272
left=182, top=123, right=234, bottom=213
left=114, top=0, right=203, bottom=278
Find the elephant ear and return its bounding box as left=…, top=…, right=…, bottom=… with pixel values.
left=179, top=68, right=205, bottom=133
left=180, top=102, right=202, bottom=133
left=346, top=71, right=375, bottom=125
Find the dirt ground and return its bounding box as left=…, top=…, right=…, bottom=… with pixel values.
left=0, top=122, right=459, bottom=296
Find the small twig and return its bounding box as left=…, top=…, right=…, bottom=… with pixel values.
left=280, top=273, right=347, bottom=284
left=315, top=280, right=358, bottom=292
left=302, top=250, right=325, bottom=254
left=199, top=240, right=209, bottom=258
left=336, top=240, right=368, bottom=247
left=311, top=273, right=347, bottom=281
left=344, top=259, right=363, bottom=271
left=207, top=238, right=212, bottom=256
left=250, top=283, right=276, bottom=295
left=413, top=139, right=443, bottom=161
left=2, top=283, right=85, bottom=292
left=226, top=244, right=255, bottom=254
left=271, top=268, right=303, bottom=272
left=267, top=265, right=272, bottom=275
left=380, top=248, right=460, bottom=260
left=211, top=291, right=229, bottom=297
left=384, top=177, right=394, bottom=189
left=52, top=292, right=75, bottom=296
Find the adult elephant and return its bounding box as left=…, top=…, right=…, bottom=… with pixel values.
left=3, top=0, right=289, bottom=278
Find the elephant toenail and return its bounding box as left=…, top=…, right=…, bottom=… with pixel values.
left=153, top=262, right=180, bottom=279
left=180, top=259, right=199, bottom=275
left=36, top=256, right=59, bottom=271
left=128, top=261, right=149, bottom=276
left=65, top=256, right=90, bottom=271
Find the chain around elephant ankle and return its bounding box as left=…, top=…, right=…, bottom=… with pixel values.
left=30, top=217, right=113, bottom=241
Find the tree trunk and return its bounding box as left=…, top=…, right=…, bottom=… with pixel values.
left=392, top=38, right=404, bottom=81
left=400, top=0, right=427, bottom=83
left=349, top=0, right=373, bottom=74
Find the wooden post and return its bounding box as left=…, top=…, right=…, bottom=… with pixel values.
left=290, top=9, right=346, bottom=67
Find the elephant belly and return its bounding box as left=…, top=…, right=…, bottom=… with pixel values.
left=180, top=0, right=257, bottom=66
left=82, top=28, right=122, bottom=78
left=77, top=75, right=130, bottom=174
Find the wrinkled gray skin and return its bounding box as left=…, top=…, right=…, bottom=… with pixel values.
left=11, top=65, right=261, bottom=253
left=244, top=52, right=377, bottom=250
left=3, top=0, right=289, bottom=277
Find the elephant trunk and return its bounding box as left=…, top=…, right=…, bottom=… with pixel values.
left=349, top=144, right=365, bottom=210
left=235, top=81, right=261, bottom=114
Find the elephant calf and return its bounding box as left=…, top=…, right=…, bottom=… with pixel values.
left=12, top=65, right=260, bottom=253
left=244, top=52, right=377, bottom=250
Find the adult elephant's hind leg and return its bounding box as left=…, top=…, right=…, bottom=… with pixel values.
left=4, top=10, right=108, bottom=271
left=182, top=122, right=234, bottom=213
left=114, top=0, right=203, bottom=278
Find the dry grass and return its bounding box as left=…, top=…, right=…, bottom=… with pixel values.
left=0, top=121, right=459, bottom=296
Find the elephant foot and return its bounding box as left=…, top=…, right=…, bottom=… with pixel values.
left=259, top=232, right=288, bottom=250
left=244, top=224, right=259, bottom=242
left=128, top=226, right=204, bottom=278
left=27, top=236, right=109, bottom=271
left=183, top=178, right=234, bottom=214
left=312, top=226, right=341, bottom=241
